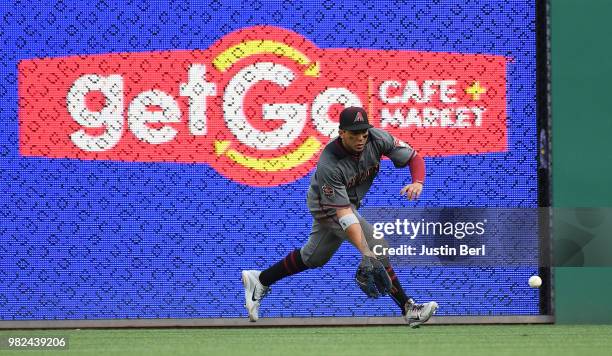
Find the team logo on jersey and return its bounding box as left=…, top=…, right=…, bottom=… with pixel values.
left=321, top=183, right=335, bottom=198
left=393, top=137, right=408, bottom=148
left=18, top=26, right=508, bottom=187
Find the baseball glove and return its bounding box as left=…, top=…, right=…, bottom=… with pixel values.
left=355, top=256, right=392, bottom=298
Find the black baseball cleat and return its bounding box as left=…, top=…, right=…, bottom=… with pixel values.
left=241, top=270, right=270, bottom=322
left=403, top=298, right=438, bottom=328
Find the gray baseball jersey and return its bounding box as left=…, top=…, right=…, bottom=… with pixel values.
left=306, top=128, right=415, bottom=220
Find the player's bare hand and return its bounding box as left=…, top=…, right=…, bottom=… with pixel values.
left=400, top=182, right=423, bottom=200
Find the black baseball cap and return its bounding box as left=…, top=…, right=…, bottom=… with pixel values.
left=339, top=107, right=373, bottom=131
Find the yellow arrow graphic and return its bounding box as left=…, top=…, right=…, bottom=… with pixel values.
left=215, top=137, right=322, bottom=172
left=212, top=40, right=320, bottom=77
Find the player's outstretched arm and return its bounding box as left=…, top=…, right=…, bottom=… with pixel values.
left=336, top=207, right=392, bottom=298
left=400, top=153, right=425, bottom=200
left=336, top=207, right=376, bottom=258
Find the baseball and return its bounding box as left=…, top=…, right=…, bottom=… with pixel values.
left=528, top=275, right=542, bottom=288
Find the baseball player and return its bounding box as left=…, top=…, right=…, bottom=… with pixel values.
left=241, top=106, right=438, bottom=327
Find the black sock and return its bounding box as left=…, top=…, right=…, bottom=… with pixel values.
left=259, top=249, right=309, bottom=286
left=385, top=266, right=411, bottom=314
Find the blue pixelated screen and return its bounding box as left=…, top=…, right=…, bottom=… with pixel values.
left=0, top=0, right=540, bottom=321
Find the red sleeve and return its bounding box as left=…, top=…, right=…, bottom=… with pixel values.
left=408, top=153, right=425, bottom=184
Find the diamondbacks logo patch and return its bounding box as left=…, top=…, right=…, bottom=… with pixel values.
left=354, top=111, right=365, bottom=122
left=321, top=183, right=334, bottom=198
left=393, top=137, right=408, bottom=148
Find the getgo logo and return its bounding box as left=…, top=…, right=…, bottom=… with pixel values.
left=18, top=26, right=507, bottom=186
